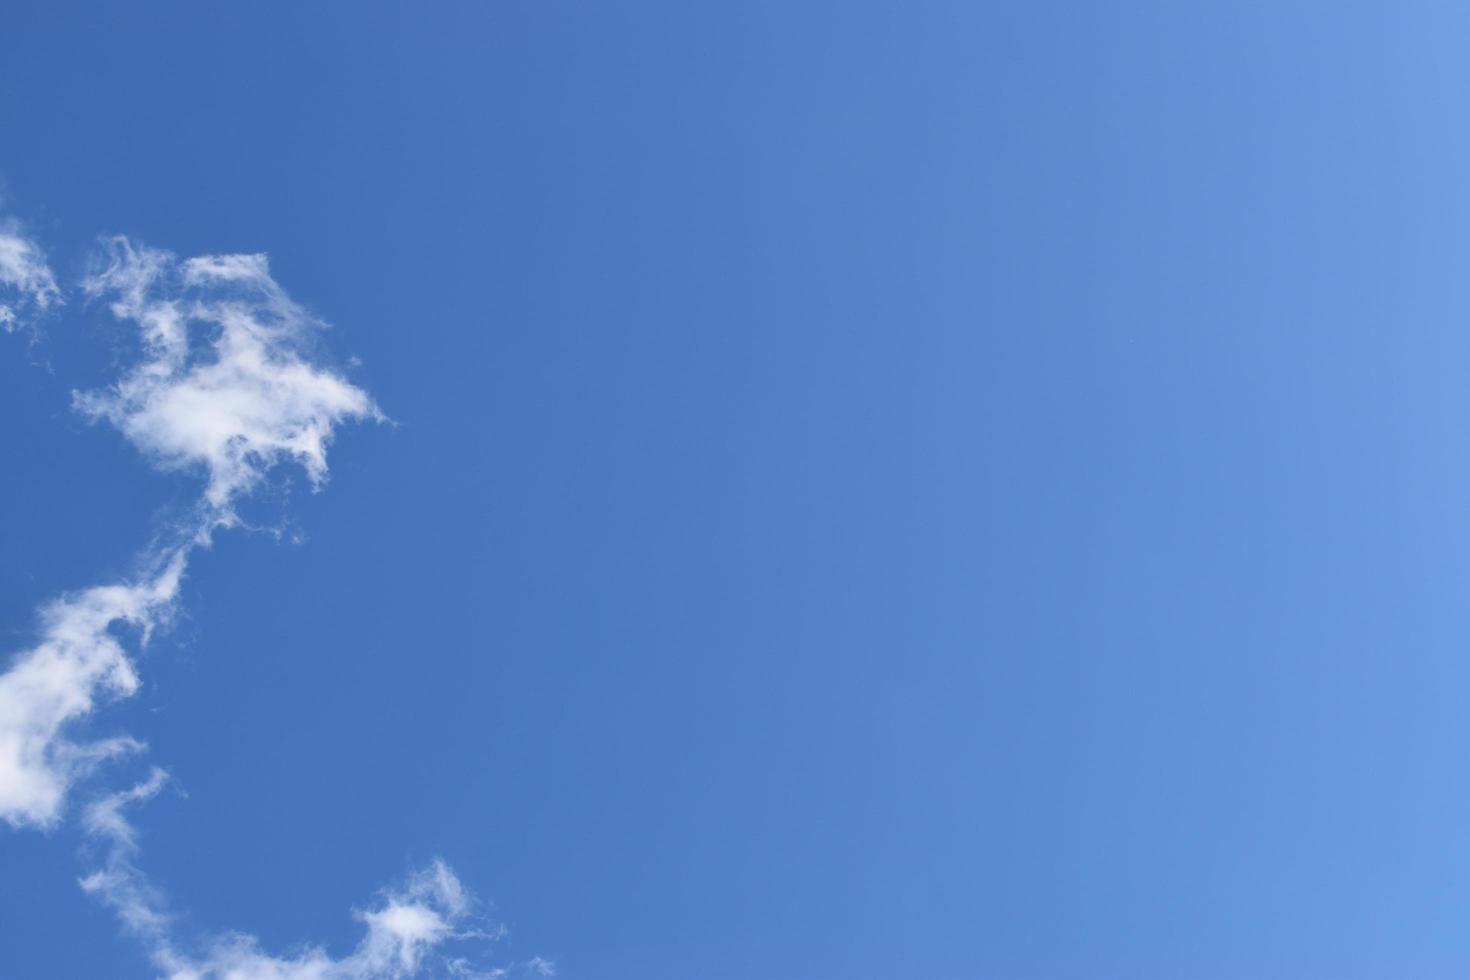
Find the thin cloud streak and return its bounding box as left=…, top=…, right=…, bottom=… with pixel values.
left=84, top=778, right=483, bottom=980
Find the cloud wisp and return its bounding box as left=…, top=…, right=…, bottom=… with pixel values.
left=0, top=548, right=184, bottom=828
left=0, top=220, right=60, bottom=330
left=0, top=232, right=529, bottom=977
left=84, top=774, right=484, bottom=980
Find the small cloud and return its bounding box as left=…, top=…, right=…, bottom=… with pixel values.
left=0, top=220, right=61, bottom=332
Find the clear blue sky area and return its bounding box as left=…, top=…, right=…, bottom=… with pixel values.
left=4, top=3, right=1470, bottom=978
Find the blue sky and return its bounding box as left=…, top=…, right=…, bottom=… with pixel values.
left=4, top=2, right=1470, bottom=978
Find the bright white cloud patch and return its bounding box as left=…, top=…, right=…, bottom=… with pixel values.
left=0, top=221, right=60, bottom=330
left=0, top=551, right=184, bottom=827
left=78, top=237, right=381, bottom=511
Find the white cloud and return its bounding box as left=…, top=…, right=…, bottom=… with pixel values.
left=0, top=237, right=379, bottom=829
left=79, top=767, right=176, bottom=946
left=0, top=221, right=60, bottom=331
left=0, top=550, right=185, bottom=827
left=84, top=782, right=483, bottom=980
left=0, top=233, right=533, bottom=979
left=78, top=237, right=381, bottom=512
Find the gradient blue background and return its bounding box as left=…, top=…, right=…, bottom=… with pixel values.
left=3, top=3, right=1470, bottom=978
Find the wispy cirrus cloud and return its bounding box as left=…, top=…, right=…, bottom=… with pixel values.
left=77, top=237, right=383, bottom=513
left=84, top=772, right=484, bottom=980
left=0, top=220, right=60, bottom=330
left=0, top=549, right=183, bottom=828
left=0, top=229, right=537, bottom=977
left=0, top=237, right=379, bottom=831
